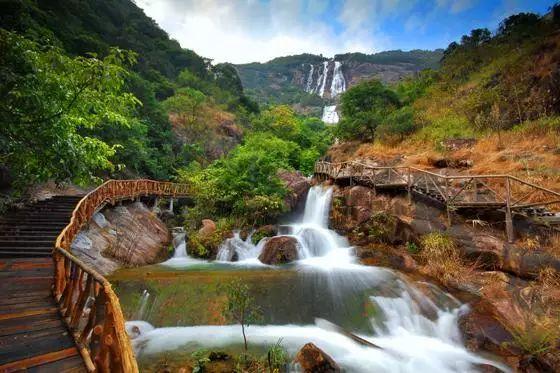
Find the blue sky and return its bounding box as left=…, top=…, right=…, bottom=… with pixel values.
left=136, top=0, right=554, bottom=63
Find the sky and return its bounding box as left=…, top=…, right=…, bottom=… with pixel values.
left=135, top=0, right=554, bottom=64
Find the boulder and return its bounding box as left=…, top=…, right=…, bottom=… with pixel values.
left=258, top=236, right=299, bottom=265
left=295, top=343, right=340, bottom=373
left=278, top=170, right=311, bottom=210
left=251, top=225, right=278, bottom=244
left=71, top=202, right=170, bottom=275
left=198, top=219, right=217, bottom=237
left=346, top=186, right=375, bottom=224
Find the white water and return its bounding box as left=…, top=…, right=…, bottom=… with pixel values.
left=330, top=61, right=346, bottom=97
left=322, top=105, right=339, bottom=124
left=128, top=186, right=508, bottom=372
left=318, top=61, right=329, bottom=97
left=161, top=232, right=207, bottom=267
left=135, top=290, right=150, bottom=320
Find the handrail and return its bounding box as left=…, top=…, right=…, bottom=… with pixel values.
left=53, top=179, right=189, bottom=372
left=315, top=160, right=560, bottom=243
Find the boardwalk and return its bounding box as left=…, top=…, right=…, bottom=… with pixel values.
left=315, top=161, right=560, bottom=242
left=0, top=196, right=86, bottom=372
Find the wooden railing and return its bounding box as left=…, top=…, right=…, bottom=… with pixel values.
left=315, top=161, right=560, bottom=242
left=53, top=179, right=189, bottom=372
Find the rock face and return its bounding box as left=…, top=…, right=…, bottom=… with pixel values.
left=71, top=202, right=170, bottom=275
left=295, top=343, right=340, bottom=373
left=258, top=236, right=299, bottom=265
left=278, top=170, right=310, bottom=211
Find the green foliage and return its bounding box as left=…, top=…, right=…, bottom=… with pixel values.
left=222, top=280, right=262, bottom=351
left=191, top=349, right=211, bottom=373
left=406, top=242, right=420, bottom=255
left=0, top=30, right=139, bottom=188
left=336, top=80, right=401, bottom=141
left=265, top=339, right=288, bottom=372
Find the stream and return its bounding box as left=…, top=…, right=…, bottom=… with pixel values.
left=111, top=186, right=508, bottom=372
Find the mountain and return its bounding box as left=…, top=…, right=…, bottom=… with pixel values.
left=235, top=49, right=443, bottom=120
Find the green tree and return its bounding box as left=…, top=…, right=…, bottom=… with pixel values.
left=0, top=30, right=139, bottom=188
left=336, top=80, right=400, bottom=140
left=222, top=280, right=262, bottom=351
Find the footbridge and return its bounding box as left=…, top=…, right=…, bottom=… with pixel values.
left=0, top=180, right=189, bottom=372
left=314, top=161, right=560, bottom=242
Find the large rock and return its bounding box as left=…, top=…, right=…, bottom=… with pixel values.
left=198, top=219, right=216, bottom=237
left=278, top=170, right=310, bottom=210
left=71, top=202, right=170, bottom=275
left=295, top=343, right=340, bottom=373
left=258, top=236, right=299, bottom=265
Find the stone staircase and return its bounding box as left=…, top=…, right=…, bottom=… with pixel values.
left=0, top=195, right=83, bottom=258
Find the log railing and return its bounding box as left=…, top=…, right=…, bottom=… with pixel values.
left=315, top=161, right=560, bottom=242
left=53, top=179, right=189, bottom=372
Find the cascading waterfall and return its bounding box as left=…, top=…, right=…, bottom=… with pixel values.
left=321, top=105, right=339, bottom=124
left=135, top=290, right=150, bottom=320
left=127, top=185, right=508, bottom=372
left=330, top=61, right=346, bottom=97
left=318, top=61, right=329, bottom=97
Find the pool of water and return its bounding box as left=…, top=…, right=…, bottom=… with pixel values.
left=110, top=186, right=509, bottom=372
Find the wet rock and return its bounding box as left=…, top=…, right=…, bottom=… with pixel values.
left=278, top=170, right=311, bottom=210
left=295, top=343, right=340, bottom=373
left=251, top=225, right=278, bottom=244
left=357, top=244, right=417, bottom=272
left=199, top=219, right=217, bottom=237
left=258, top=236, right=299, bottom=265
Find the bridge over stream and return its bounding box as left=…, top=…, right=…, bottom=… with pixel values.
left=314, top=161, right=560, bottom=242
left=0, top=180, right=189, bottom=372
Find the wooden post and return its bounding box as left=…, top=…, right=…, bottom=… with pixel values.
left=445, top=178, right=452, bottom=226
left=505, top=177, right=515, bottom=243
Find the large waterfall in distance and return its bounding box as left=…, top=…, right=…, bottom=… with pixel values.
left=128, top=185, right=508, bottom=372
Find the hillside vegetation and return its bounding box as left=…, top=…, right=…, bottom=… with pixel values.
left=332, top=6, right=560, bottom=192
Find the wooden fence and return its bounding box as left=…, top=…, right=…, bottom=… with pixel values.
left=315, top=161, right=560, bottom=242
left=53, top=179, right=189, bottom=372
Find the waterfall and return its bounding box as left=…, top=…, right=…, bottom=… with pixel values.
left=305, top=63, right=314, bottom=93
left=330, top=61, right=346, bottom=97
left=162, top=231, right=207, bottom=267
left=322, top=105, right=339, bottom=124
left=135, top=290, right=150, bottom=320
left=128, top=184, right=509, bottom=372
left=318, top=61, right=329, bottom=97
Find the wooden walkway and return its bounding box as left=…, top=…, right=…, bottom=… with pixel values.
left=0, top=196, right=86, bottom=372
left=315, top=161, right=560, bottom=242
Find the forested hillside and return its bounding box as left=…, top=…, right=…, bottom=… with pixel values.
left=332, top=6, right=560, bottom=192
left=235, top=49, right=443, bottom=114
left=0, top=0, right=331, bottom=228
left=0, top=0, right=258, bottom=189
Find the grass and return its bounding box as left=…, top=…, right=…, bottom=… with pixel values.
left=418, top=232, right=475, bottom=282
left=502, top=306, right=560, bottom=357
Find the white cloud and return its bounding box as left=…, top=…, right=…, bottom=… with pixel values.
left=135, top=0, right=390, bottom=63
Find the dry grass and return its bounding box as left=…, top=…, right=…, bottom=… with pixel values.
left=503, top=308, right=560, bottom=356
left=418, top=232, right=477, bottom=282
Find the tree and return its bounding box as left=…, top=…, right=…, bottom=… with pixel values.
left=222, top=280, right=262, bottom=351
left=336, top=80, right=400, bottom=140
left=0, top=30, right=139, bottom=189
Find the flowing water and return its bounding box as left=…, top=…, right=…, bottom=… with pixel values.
left=112, top=186, right=508, bottom=372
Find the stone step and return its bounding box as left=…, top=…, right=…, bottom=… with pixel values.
left=0, top=249, right=52, bottom=258
left=0, top=235, right=58, bottom=241
left=0, top=240, right=54, bottom=247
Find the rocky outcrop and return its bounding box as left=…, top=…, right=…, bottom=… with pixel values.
left=258, top=236, right=299, bottom=265
left=278, top=170, right=310, bottom=211
left=71, top=202, right=170, bottom=275
left=295, top=343, right=340, bottom=373
left=251, top=224, right=278, bottom=244
left=198, top=219, right=217, bottom=237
